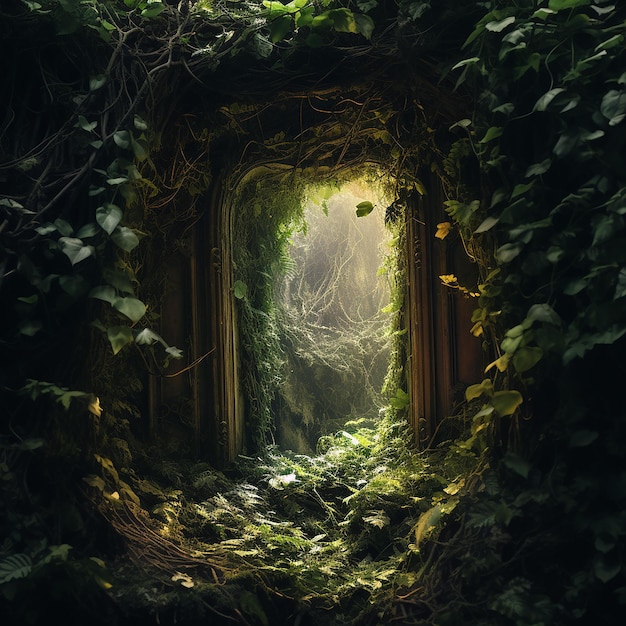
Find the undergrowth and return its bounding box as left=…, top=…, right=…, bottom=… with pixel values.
left=106, top=412, right=478, bottom=625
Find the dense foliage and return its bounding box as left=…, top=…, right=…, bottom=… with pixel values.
left=1, top=0, right=625, bottom=624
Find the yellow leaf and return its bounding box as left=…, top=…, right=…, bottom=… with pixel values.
left=485, top=353, right=510, bottom=372
left=470, top=321, right=483, bottom=337
left=439, top=273, right=458, bottom=284
left=435, top=221, right=452, bottom=239
left=88, top=395, right=102, bottom=417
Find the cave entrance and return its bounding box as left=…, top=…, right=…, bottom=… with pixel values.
left=273, top=177, right=394, bottom=454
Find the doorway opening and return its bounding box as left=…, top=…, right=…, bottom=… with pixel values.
left=230, top=166, right=403, bottom=457
left=274, top=177, right=394, bottom=454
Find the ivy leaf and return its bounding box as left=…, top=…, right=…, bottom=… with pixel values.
left=76, top=222, right=99, bottom=238
left=89, top=74, right=107, bottom=91
left=111, top=226, right=140, bottom=252
left=491, top=390, right=523, bottom=416
left=96, top=203, right=123, bottom=235
left=269, top=15, right=292, bottom=43
left=512, top=346, right=543, bottom=373
left=485, top=16, right=515, bottom=32
left=497, top=242, right=523, bottom=263
left=527, top=303, right=561, bottom=326
left=58, top=237, right=94, bottom=265
left=90, top=285, right=117, bottom=305
left=600, top=90, right=626, bottom=127
left=354, top=14, right=374, bottom=40
left=165, top=346, right=184, bottom=359
left=326, top=9, right=358, bottom=34
left=131, top=136, right=149, bottom=161
left=102, top=268, right=135, bottom=294
left=466, top=379, right=493, bottom=401
left=107, top=325, right=134, bottom=355
left=113, top=130, right=131, bottom=149
left=113, top=297, right=146, bottom=323
left=533, top=88, right=566, bottom=112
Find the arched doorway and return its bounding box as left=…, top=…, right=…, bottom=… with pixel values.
left=147, top=83, right=484, bottom=465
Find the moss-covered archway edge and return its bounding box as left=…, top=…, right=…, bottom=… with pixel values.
left=2, top=1, right=626, bottom=622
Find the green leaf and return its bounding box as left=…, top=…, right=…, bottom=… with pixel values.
left=141, top=1, right=166, bottom=18
left=131, top=136, right=149, bottom=161
left=491, top=390, right=523, bottom=416
left=548, top=0, right=590, bottom=10
left=270, top=15, right=292, bottom=43
left=19, top=320, right=43, bottom=336
left=600, top=90, right=626, bottom=127
left=96, top=204, right=123, bottom=235
left=527, top=303, right=561, bottom=326
left=113, top=297, right=146, bottom=322
left=452, top=57, right=480, bottom=71
left=76, top=222, right=99, bottom=238
left=569, top=429, right=599, bottom=447
left=111, top=226, right=140, bottom=252
left=0, top=554, right=33, bottom=584
left=54, top=218, right=73, bottom=236
left=465, top=379, right=493, bottom=401
left=474, top=215, right=499, bottom=234
left=89, top=74, right=107, bottom=91
left=354, top=14, right=374, bottom=40
left=77, top=115, right=97, bottom=132
left=479, top=126, right=503, bottom=144
left=326, top=9, right=357, bottom=34
left=390, top=388, right=409, bottom=409
left=113, top=130, right=131, bottom=149
left=534, top=88, right=566, bottom=112
left=512, top=346, right=543, bottom=373
left=58, top=237, right=94, bottom=265
left=496, top=242, right=523, bottom=263
left=596, top=34, right=624, bottom=52
left=89, top=285, right=118, bottom=305
left=233, top=280, right=247, bottom=299
left=102, top=268, right=135, bottom=294
left=59, top=275, right=89, bottom=298
left=107, top=326, right=134, bottom=355
left=485, top=16, right=515, bottom=32
left=502, top=452, right=531, bottom=479
left=356, top=201, right=374, bottom=217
